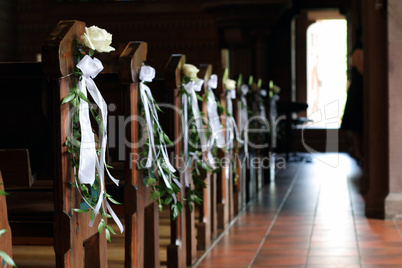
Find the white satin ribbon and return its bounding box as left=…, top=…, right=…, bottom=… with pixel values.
left=239, top=84, right=249, bottom=155
left=225, top=89, right=243, bottom=152
left=270, top=94, right=280, bottom=149
left=139, top=66, right=177, bottom=196
left=259, top=89, right=267, bottom=119
left=76, top=55, right=123, bottom=233
left=206, top=74, right=225, bottom=169
left=182, top=78, right=206, bottom=186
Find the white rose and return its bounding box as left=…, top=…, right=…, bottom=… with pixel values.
left=182, top=64, right=199, bottom=80
left=225, top=79, right=236, bottom=90
left=272, top=85, right=281, bottom=94
left=81, top=26, right=115, bottom=53
left=139, top=65, right=156, bottom=82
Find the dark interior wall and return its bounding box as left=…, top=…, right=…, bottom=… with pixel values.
left=267, top=13, right=292, bottom=102
left=0, top=0, right=16, bottom=61
left=16, top=0, right=221, bottom=75
left=5, top=0, right=361, bottom=100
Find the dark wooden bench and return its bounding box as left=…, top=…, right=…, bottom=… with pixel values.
left=164, top=54, right=188, bottom=268
left=0, top=171, right=13, bottom=267
left=118, top=41, right=160, bottom=268
left=196, top=64, right=215, bottom=251
left=216, top=58, right=234, bottom=230
left=70, top=39, right=161, bottom=267
left=0, top=20, right=110, bottom=267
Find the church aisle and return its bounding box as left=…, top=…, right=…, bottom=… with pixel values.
left=194, top=153, right=402, bottom=268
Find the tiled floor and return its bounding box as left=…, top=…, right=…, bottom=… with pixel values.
left=194, top=153, right=402, bottom=268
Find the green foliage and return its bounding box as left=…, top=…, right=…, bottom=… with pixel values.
left=61, top=41, right=120, bottom=241
left=177, top=73, right=221, bottom=215
left=0, top=250, right=17, bottom=268
left=137, top=82, right=182, bottom=219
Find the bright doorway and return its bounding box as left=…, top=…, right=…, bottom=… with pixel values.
left=306, top=13, right=347, bottom=129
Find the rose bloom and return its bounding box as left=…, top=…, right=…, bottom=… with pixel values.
left=81, top=26, right=115, bottom=53
left=225, top=79, right=236, bottom=90
left=251, top=82, right=259, bottom=92
left=272, top=85, right=281, bottom=94
left=139, top=65, right=156, bottom=82
left=183, top=64, right=199, bottom=80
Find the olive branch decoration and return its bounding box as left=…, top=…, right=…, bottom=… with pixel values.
left=136, top=66, right=184, bottom=219
left=178, top=66, right=213, bottom=213
left=61, top=26, right=122, bottom=242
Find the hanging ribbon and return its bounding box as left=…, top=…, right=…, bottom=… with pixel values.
left=76, top=55, right=123, bottom=233
left=225, top=89, right=243, bottom=152
left=259, top=89, right=267, bottom=119
left=239, top=84, right=249, bottom=155
left=182, top=78, right=206, bottom=186
left=138, top=66, right=178, bottom=200
left=270, top=94, right=280, bottom=149
left=205, top=74, right=225, bottom=169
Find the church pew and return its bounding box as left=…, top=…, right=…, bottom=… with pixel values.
left=0, top=171, right=13, bottom=267
left=117, top=41, right=160, bottom=268
left=71, top=39, right=161, bottom=268
left=164, top=54, right=188, bottom=268
left=43, top=19, right=109, bottom=268
left=0, top=58, right=54, bottom=246
left=0, top=20, right=109, bottom=267
left=196, top=64, right=214, bottom=250
left=216, top=69, right=233, bottom=230
left=245, top=78, right=262, bottom=200
left=150, top=54, right=188, bottom=267
left=237, top=77, right=250, bottom=211
left=232, top=76, right=244, bottom=215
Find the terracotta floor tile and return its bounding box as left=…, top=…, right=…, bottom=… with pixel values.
left=361, top=256, right=402, bottom=265
left=252, top=256, right=306, bottom=266
left=306, top=265, right=361, bottom=268
left=252, top=266, right=304, bottom=268
left=308, top=248, right=359, bottom=257
left=359, top=247, right=402, bottom=256
left=194, top=154, right=402, bottom=268
left=306, top=256, right=360, bottom=265
left=257, top=248, right=308, bottom=257
left=309, top=240, right=358, bottom=248
left=362, top=265, right=402, bottom=268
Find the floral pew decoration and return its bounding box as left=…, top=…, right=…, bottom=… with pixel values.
left=136, top=65, right=183, bottom=218
left=224, top=77, right=243, bottom=153
left=61, top=26, right=123, bottom=240
left=205, top=74, right=225, bottom=171
left=238, top=76, right=250, bottom=156
left=222, top=76, right=244, bottom=190
left=178, top=63, right=212, bottom=213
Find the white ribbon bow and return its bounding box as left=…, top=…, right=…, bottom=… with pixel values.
left=76, top=55, right=123, bottom=233
left=206, top=74, right=225, bottom=169
left=239, top=84, right=249, bottom=155
left=225, top=89, right=243, bottom=152
left=259, top=89, right=267, bottom=119
left=139, top=66, right=178, bottom=196
left=182, top=78, right=206, bottom=186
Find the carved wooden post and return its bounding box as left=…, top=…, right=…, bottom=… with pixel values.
left=0, top=171, right=12, bottom=265
left=118, top=41, right=160, bottom=268
left=43, top=20, right=107, bottom=268
left=217, top=72, right=231, bottom=229
left=237, top=78, right=249, bottom=210
left=197, top=64, right=213, bottom=250
left=165, top=54, right=187, bottom=268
